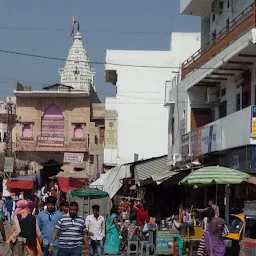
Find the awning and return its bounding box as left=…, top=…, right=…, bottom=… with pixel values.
left=57, top=177, right=87, bottom=193
left=89, top=165, right=130, bottom=198
left=152, top=171, right=179, bottom=185
left=6, top=180, right=34, bottom=189
left=135, top=156, right=167, bottom=182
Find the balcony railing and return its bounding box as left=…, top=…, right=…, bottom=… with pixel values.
left=181, top=3, right=256, bottom=79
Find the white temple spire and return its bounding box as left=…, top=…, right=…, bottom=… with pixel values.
left=59, top=25, right=95, bottom=93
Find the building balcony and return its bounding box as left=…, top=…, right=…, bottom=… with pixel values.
left=180, top=106, right=256, bottom=158
left=16, top=135, right=89, bottom=153
left=181, top=3, right=256, bottom=80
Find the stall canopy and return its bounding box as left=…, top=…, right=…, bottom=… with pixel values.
left=69, top=187, right=108, bottom=198
left=89, top=165, right=130, bottom=198
left=134, top=155, right=185, bottom=186
left=6, top=175, right=37, bottom=190
left=180, top=166, right=250, bottom=185
left=56, top=170, right=89, bottom=193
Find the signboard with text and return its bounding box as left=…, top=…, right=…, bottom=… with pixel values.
left=64, top=153, right=84, bottom=164
left=4, top=157, right=14, bottom=173
left=155, top=231, right=176, bottom=254
left=251, top=106, right=256, bottom=138
left=37, top=136, right=64, bottom=147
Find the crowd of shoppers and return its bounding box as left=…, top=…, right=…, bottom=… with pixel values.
left=0, top=190, right=151, bottom=256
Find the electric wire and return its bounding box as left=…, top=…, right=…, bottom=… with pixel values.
left=0, top=47, right=245, bottom=70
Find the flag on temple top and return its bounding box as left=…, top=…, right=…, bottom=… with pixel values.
left=70, top=16, right=77, bottom=38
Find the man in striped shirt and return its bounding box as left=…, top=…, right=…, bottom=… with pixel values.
left=49, top=202, right=89, bottom=256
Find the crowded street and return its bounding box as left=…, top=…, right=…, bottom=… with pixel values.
left=1, top=0, right=256, bottom=255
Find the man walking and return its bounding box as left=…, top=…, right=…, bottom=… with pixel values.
left=5, top=196, right=13, bottom=225
left=86, top=205, right=105, bottom=256
left=49, top=201, right=89, bottom=256
left=38, top=196, right=62, bottom=256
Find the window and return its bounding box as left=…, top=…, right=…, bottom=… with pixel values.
left=221, top=88, right=226, bottom=97
left=212, top=13, right=216, bottom=22
left=227, top=0, right=230, bottom=8
left=242, top=90, right=250, bottom=109
left=219, top=101, right=227, bottom=118
left=3, top=132, right=6, bottom=142
left=226, top=18, right=230, bottom=30
left=22, top=123, right=32, bottom=138
left=73, top=124, right=84, bottom=139
left=236, top=93, right=241, bottom=111
left=211, top=1, right=215, bottom=12
left=95, top=136, right=98, bottom=145
left=171, top=118, right=175, bottom=145
left=212, top=30, right=216, bottom=40
left=219, top=1, right=224, bottom=10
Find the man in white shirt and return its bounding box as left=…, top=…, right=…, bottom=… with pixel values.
left=86, top=205, right=105, bottom=256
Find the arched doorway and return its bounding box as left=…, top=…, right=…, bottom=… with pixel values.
left=41, top=105, right=64, bottom=138
left=41, top=160, right=62, bottom=187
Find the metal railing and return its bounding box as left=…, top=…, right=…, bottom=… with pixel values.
left=181, top=3, right=256, bottom=79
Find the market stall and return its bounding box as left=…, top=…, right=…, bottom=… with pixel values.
left=180, top=166, right=250, bottom=254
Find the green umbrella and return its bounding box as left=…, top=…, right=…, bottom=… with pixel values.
left=180, top=166, right=250, bottom=185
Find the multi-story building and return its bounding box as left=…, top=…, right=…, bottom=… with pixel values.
left=104, top=33, right=200, bottom=168
left=167, top=0, right=256, bottom=172
left=14, top=31, right=105, bottom=185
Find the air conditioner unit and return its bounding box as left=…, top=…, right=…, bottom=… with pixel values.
left=206, top=87, right=218, bottom=103
left=173, top=154, right=181, bottom=164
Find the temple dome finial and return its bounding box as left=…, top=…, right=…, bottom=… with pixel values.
left=74, top=31, right=82, bottom=40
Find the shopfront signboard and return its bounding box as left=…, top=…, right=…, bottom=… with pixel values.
left=251, top=106, right=256, bottom=138
left=155, top=230, right=176, bottom=254
left=37, top=136, right=64, bottom=147
left=64, top=153, right=84, bottom=164
left=4, top=157, right=14, bottom=173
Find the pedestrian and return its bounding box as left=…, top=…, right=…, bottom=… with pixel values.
left=197, top=208, right=215, bottom=256
left=104, top=206, right=121, bottom=255
left=86, top=205, right=105, bottom=256
left=6, top=199, right=42, bottom=256
left=204, top=217, right=226, bottom=256
left=37, top=196, right=62, bottom=256
left=197, top=199, right=220, bottom=231
left=5, top=196, right=14, bottom=225
left=133, top=202, right=149, bottom=227
left=59, top=201, right=69, bottom=216
left=49, top=201, right=89, bottom=256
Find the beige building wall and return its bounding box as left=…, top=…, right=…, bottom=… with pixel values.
left=15, top=95, right=105, bottom=178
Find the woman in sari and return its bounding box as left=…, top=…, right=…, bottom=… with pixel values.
left=204, top=217, right=226, bottom=256
left=105, top=207, right=121, bottom=255
left=6, top=200, right=42, bottom=256
left=197, top=207, right=226, bottom=256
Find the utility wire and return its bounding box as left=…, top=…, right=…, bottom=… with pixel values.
left=0, top=47, right=235, bottom=70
